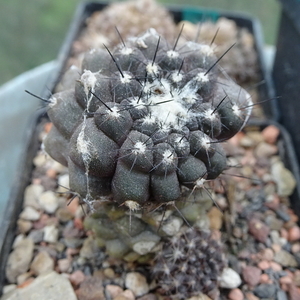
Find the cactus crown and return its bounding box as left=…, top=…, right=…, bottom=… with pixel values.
left=44, top=28, right=252, bottom=209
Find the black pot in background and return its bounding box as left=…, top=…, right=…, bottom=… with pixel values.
left=273, top=0, right=300, bottom=168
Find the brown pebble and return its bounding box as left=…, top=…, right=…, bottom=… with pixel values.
left=46, top=168, right=57, bottom=179
left=261, top=125, right=280, bottom=144
left=208, top=207, right=223, bottom=230
left=280, top=276, right=293, bottom=285
left=292, top=243, right=300, bottom=253
left=57, top=258, right=72, bottom=273
left=103, top=268, right=115, bottom=279
left=76, top=276, right=105, bottom=300
left=44, top=122, right=52, bottom=133
left=258, top=260, right=271, bottom=270
left=245, top=292, right=260, bottom=300
left=259, top=248, right=274, bottom=261
left=293, top=270, right=300, bottom=287
left=242, top=266, right=261, bottom=286
left=269, top=261, right=282, bottom=272
left=74, top=217, right=84, bottom=230
left=271, top=244, right=282, bottom=253
left=120, top=290, right=135, bottom=300
left=69, top=270, right=85, bottom=286
left=288, top=226, right=300, bottom=242
left=288, top=284, right=300, bottom=300
left=105, top=284, right=123, bottom=298
left=280, top=228, right=289, bottom=239
left=260, top=273, right=271, bottom=284
left=228, top=288, right=244, bottom=300
left=248, top=219, right=270, bottom=243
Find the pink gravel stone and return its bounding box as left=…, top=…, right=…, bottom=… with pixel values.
left=261, top=125, right=280, bottom=144
left=105, top=284, right=123, bottom=298
left=228, top=288, right=244, bottom=300
left=269, top=261, right=282, bottom=272
left=248, top=219, right=270, bottom=243
left=288, top=284, right=300, bottom=300
left=242, top=266, right=262, bottom=286
left=69, top=270, right=85, bottom=286
left=258, top=260, right=271, bottom=270
left=288, top=226, right=300, bottom=242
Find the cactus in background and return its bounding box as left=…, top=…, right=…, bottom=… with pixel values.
left=44, top=28, right=252, bottom=208
left=153, top=228, right=226, bottom=299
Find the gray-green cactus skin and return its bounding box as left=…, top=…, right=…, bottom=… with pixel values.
left=44, top=28, right=252, bottom=208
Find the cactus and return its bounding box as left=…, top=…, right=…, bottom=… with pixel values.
left=152, top=227, right=226, bottom=299
left=44, top=28, right=252, bottom=209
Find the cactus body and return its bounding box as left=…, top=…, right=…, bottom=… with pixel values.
left=44, top=28, right=252, bottom=207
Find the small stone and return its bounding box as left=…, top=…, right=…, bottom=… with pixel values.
left=280, top=276, right=293, bottom=285
left=23, top=184, right=44, bottom=209
left=288, top=226, right=300, bottom=242
left=5, top=238, right=34, bottom=283
left=19, top=206, right=40, bottom=221
left=208, top=206, right=223, bottom=230
left=276, top=290, right=289, bottom=300
left=69, top=270, right=85, bottom=286
left=254, top=283, right=277, bottom=298
left=43, top=225, right=59, bottom=243
left=76, top=276, right=105, bottom=300
left=16, top=272, right=32, bottom=286
left=274, top=250, right=298, bottom=267
left=137, top=294, right=158, bottom=300
left=115, top=290, right=135, bottom=300
left=260, top=273, right=271, bottom=284
left=261, top=125, right=280, bottom=144
left=2, top=271, right=77, bottom=300
left=125, top=272, right=149, bottom=297
left=269, top=261, right=282, bottom=272
left=160, top=216, right=183, bottom=236
left=80, top=235, right=100, bottom=259
left=255, top=142, right=278, bottom=158
left=219, top=268, right=242, bottom=289
left=17, top=219, right=32, bottom=234
left=103, top=268, right=115, bottom=279
left=38, top=191, right=59, bottom=214
left=260, top=248, right=274, bottom=261
left=131, top=231, right=160, bottom=255
left=248, top=219, right=270, bottom=243
left=30, top=251, right=54, bottom=276
left=105, top=284, right=123, bottom=298
left=271, top=158, right=296, bottom=197
left=28, top=229, right=44, bottom=244
left=257, top=260, right=270, bottom=270
left=56, top=174, right=70, bottom=193
left=228, top=288, right=244, bottom=300
left=242, top=266, right=261, bottom=286
left=288, top=284, right=300, bottom=300
left=56, top=207, right=74, bottom=222
left=2, top=284, right=17, bottom=295
left=57, top=258, right=72, bottom=273
left=245, top=292, right=259, bottom=300
left=63, top=237, right=84, bottom=249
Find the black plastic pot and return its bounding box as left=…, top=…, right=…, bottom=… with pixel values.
left=0, top=1, right=292, bottom=295
left=273, top=0, right=300, bottom=166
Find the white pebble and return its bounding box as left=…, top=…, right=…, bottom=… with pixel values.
left=219, top=267, right=242, bottom=289
left=39, top=191, right=59, bottom=214
left=43, top=225, right=59, bottom=243
left=19, top=206, right=40, bottom=221
left=125, top=272, right=149, bottom=297
left=23, top=184, right=44, bottom=209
